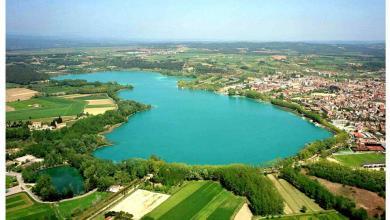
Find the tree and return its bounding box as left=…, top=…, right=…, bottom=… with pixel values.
left=307, top=161, right=385, bottom=195
left=57, top=116, right=63, bottom=123
left=33, top=175, right=59, bottom=201
left=105, top=211, right=133, bottom=220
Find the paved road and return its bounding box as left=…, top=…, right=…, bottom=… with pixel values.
left=6, top=171, right=45, bottom=202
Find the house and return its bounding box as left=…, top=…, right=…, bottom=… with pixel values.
left=14, top=154, right=44, bottom=165
left=107, top=185, right=123, bottom=193
left=362, top=163, right=385, bottom=169
left=55, top=122, right=67, bottom=129
left=41, top=124, right=52, bottom=130
left=354, top=143, right=385, bottom=152
left=28, top=121, right=53, bottom=131
left=29, top=121, right=42, bottom=130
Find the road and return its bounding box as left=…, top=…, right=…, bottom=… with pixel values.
left=6, top=171, right=97, bottom=204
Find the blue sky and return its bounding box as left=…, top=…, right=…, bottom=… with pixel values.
left=6, top=0, right=385, bottom=41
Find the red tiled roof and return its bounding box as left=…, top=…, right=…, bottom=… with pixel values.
left=366, top=146, right=385, bottom=151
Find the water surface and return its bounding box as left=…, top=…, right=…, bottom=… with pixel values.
left=38, top=166, right=84, bottom=195
left=55, top=71, right=331, bottom=165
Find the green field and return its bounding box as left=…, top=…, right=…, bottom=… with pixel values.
left=267, top=174, right=322, bottom=214
left=6, top=192, right=57, bottom=220
left=143, top=181, right=244, bottom=220
left=54, top=191, right=109, bottom=219
left=6, top=191, right=109, bottom=220
left=6, top=96, right=86, bottom=121
left=6, top=176, right=18, bottom=188
left=332, top=153, right=385, bottom=168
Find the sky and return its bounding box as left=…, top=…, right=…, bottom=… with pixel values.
left=6, top=0, right=386, bottom=42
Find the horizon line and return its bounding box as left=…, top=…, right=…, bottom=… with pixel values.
left=6, top=34, right=385, bottom=44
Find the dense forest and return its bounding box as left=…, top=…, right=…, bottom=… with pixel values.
left=6, top=64, right=49, bottom=84
left=306, top=161, right=385, bottom=197
left=215, top=166, right=284, bottom=215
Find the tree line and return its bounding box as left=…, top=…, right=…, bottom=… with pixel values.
left=28, top=79, right=132, bottom=96
left=306, top=161, right=385, bottom=197
left=280, top=167, right=370, bottom=220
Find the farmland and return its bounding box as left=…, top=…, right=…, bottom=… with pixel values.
left=6, top=191, right=109, bottom=220
left=263, top=210, right=347, bottom=220
left=6, top=88, right=38, bottom=102
left=6, top=192, right=57, bottom=220
left=311, top=176, right=385, bottom=217
left=55, top=191, right=109, bottom=219
left=143, top=181, right=245, bottom=220
left=83, top=98, right=116, bottom=115
left=332, top=153, right=385, bottom=168
left=267, top=174, right=322, bottom=215
left=6, top=96, right=86, bottom=121
left=61, top=93, right=117, bottom=116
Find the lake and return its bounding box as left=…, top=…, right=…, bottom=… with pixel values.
left=38, top=166, right=85, bottom=195
left=55, top=71, right=331, bottom=165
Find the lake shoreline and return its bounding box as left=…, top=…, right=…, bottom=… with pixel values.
left=56, top=71, right=333, bottom=164
left=54, top=70, right=332, bottom=133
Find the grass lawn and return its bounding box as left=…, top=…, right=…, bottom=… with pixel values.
left=332, top=153, right=385, bottom=168
left=267, top=174, right=322, bottom=214
left=143, top=181, right=244, bottom=220
left=54, top=191, right=109, bottom=219
left=6, top=96, right=86, bottom=121
left=268, top=210, right=347, bottom=220
left=6, top=176, right=18, bottom=188
left=6, top=192, right=57, bottom=220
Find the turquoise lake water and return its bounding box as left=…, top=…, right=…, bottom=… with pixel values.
left=38, top=166, right=84, bottom=195
left=55, top=71, right=331, bottom=165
